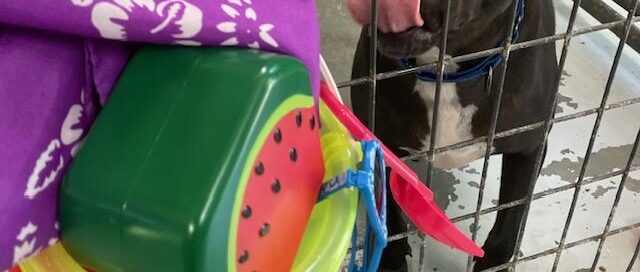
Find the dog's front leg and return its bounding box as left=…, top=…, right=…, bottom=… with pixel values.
left=474, top=145, right=546, bottom=272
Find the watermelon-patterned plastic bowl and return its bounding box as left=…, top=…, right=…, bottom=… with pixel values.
left=59, top=47, right=326, bottom=272
left=23, top=101, right=359, bottom=272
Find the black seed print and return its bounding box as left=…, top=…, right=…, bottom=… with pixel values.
left=271, top=179, right=281, bottom=193
left=296, top=111, right=302, bottom=127
left=259, top=223, right=270, bottom=237
left=238, top=250, right=249, bottom=263
left=242, top=205, right=252, bottom=218
left=254, top=162, right=264, bottom=175
left=289, top=148, right=298, bottom=162
left=274, top=128, right=282, bottom=143
left=309, top=115, right=316, bottom=130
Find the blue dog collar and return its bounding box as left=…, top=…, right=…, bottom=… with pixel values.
left=400, top=0, right=525, bottom=83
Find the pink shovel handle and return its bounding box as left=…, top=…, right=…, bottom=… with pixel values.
left=320, top=82, right=484, bottom=257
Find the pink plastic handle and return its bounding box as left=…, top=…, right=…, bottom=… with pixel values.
left=320, top=82, right=484, bottom=257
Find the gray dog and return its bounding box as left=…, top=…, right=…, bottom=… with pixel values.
left=348, top=0, right=559, bottom=271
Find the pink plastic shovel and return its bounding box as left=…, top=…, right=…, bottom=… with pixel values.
left=320, top=82, right=484, bottom=257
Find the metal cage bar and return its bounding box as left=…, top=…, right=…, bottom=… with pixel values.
left=480, top=222, right=640, bottom=271
left=465, top=70, right=494, bottom=272
left=386, top=161, right=640, bottom=242
left=511, top=0, right=640, bottom=269
left=453, top=165, right=640, bottom=223
left=550, top=1, right=588, bottom=263
left=552, top=0, right=640, bottom=270
left=589, top=128, right=640, bottom=270
left=401, top=96, right=640, bottom=162
left=340, top=0, right=640, bottom=270
left=578, top=0, right=640, bottom=53
left=367, top=0, right=378, bottom=132
left=627, top=239, right=640, bottom=272
left=424, top=0, right=452, bottom=187
left=419, top=1, right=453, bottom=270
left=465, top=0, right=523, bottom=271
left=338, top=18, right=640, bottom=89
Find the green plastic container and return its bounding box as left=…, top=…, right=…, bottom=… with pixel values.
left=59, top=47, right=323, bottom=272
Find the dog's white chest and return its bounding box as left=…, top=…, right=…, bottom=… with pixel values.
left=405, top=49, right=487, bottom=169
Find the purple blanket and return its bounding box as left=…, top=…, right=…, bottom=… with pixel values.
left=0, top=1, right=319, bottom=269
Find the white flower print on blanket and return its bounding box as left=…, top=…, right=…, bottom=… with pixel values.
left=216, top=0, right=279, bottom=49
left=24, top=89, right=87, bottom=199
left=70, top=0, right=203, bottom=45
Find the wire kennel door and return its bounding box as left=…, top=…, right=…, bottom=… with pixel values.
left=335, top=0, right=640, bottom=271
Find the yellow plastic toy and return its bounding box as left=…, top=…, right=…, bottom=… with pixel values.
left=291, top=102, right=362, bottom=271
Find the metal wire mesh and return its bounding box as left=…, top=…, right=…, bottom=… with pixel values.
left=336, top=0, right=640, bottom=271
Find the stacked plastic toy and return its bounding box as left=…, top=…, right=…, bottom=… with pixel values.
left=11, top=47, right=482, bottom=272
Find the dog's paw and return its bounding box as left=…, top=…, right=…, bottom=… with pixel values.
left=378, top=239, right=412, bottom=272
